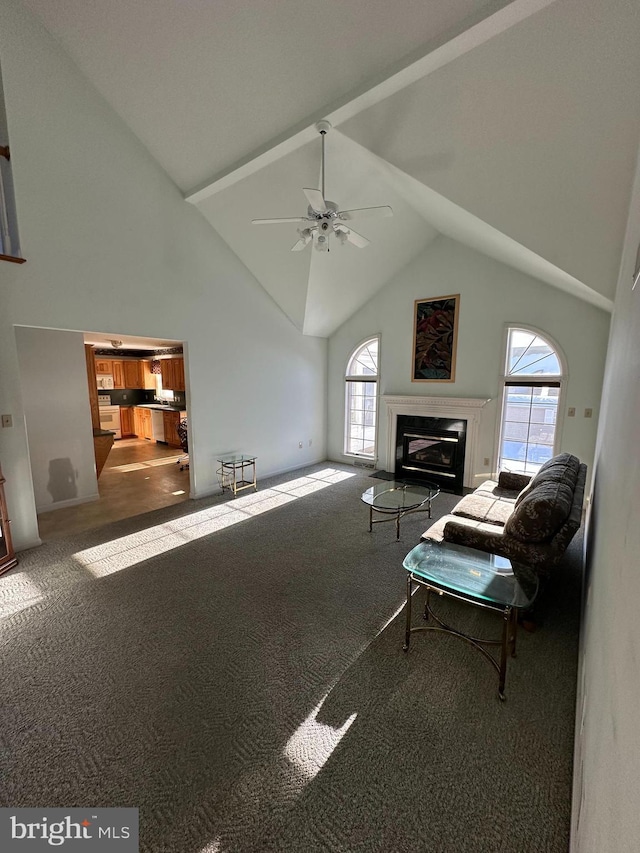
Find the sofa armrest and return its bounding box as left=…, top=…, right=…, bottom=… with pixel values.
left=498, top=471, right=531, bottom=492
left=443, top=519, right=507, bottom=551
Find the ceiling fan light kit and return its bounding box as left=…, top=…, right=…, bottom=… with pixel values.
left=252, top=121, right=393, bottom=252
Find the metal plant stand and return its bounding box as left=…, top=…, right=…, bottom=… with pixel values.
left=217, top=454, right=257, bottom=496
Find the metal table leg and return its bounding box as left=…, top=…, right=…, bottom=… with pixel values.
left=403, top=574, right=412, bottom=650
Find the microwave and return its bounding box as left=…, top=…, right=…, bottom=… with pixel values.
left=97, top=375, right=115, bottom=390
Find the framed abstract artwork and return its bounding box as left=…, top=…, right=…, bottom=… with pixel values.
left=412, top=294, right=460, bottom=382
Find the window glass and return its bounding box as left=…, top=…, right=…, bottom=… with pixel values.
left=498, top=329, right=563, bottom=475
left=507, top=329, right=561, bottom=376
left=345, top=339, right=379, bottom=457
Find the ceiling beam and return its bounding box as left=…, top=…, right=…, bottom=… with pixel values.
left=185, top=0, right=559, bottom=205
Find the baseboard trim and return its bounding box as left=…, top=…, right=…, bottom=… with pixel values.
left=15, top=537, right=43, bottom=553
left=36, top=493, right=100, bottom=514
left=190, top=457, right=328, bottom=501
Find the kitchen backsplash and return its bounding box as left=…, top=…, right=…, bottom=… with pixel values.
left=107, top=389, right=186, bottom=407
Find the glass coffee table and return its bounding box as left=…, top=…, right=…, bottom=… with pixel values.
left=402, top=540, right=538, bottom=700
left=361, top=480, right=440, bottom=540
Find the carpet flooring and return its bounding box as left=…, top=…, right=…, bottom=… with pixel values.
left=0, top=463, right=581, bottom=853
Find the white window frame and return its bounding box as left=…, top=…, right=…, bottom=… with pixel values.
left=495, top=324, right=567, bottom=476
left=343, top=335, right=380, bottom=460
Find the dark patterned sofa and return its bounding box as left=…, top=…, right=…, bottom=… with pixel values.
left=422, top=453, right=587, bottom=574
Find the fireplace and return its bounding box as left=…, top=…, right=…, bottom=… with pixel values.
left=396, top=415, right=466, bottom=493
left=382, top=396, right=490, bottom=491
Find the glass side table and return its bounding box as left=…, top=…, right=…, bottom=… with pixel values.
left=402, top=540, right=538, bottom=700
left=217, top=454, right=257, bottom=497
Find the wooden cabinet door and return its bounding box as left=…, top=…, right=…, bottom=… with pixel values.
left=112, top=361, right=125, bottom=389
left=95, top=358, right=112, bottom=375
left=133, top=407, right=143, bottom=437
left=160, top=359, right=174, bottom=390
left=163, top=411, right=182, bottom=447
left=141, top=361, right=156, bottom=390
left=120, top=407, right=134, bottom=437
left=173, top=358, right=185, bottom=391
left=123, top=361, right=141, bottom=389
left=142, top=408, right=153, bottom=440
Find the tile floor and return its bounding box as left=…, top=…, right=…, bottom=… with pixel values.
left=37, top=438, right=190, bottom=541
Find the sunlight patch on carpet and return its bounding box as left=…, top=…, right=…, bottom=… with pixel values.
left=73, top=469, right=355, bottom=578
left=0, top=573, right=44, bottom=619
left=198, top=840, right=223, bottom=853
left=284, top=693, right=357, bottom=780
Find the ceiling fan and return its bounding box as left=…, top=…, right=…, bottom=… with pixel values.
left=252, top=121, right=393, bottom=252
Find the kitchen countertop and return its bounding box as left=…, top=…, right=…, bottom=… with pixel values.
left=121, top=404, right=185, bottom=412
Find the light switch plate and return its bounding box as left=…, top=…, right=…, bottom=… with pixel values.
left=1, top=414, right=12, bottom=428
left=584, top=408, right=593, bottom=418
left=567, top=407, right=576, bottom=417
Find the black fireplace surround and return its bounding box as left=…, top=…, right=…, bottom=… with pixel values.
left=395, top=415, right=467, bottom=494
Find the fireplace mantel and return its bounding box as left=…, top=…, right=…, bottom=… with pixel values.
left=382, top=396, right=491, bottom=488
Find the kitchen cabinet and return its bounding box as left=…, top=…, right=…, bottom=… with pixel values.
left=123, top=360, right=141, bottom=389
left=174, top=358, right=185, bottom=392
left=162, top=410, right=184, bottom=448
left=133, top=406, right=143, bottom=437
left=160, top=357, right=185, bottom=391
left=141, top=360, right=156, bottom=390
left=112, top=360, right=125, bottom=389
left=122, top=360, right=155, bottom=390
left=133, top=406, right=153, bottom=440
left=120, top=406, right=134, bottom=437
left=95, top=359, right=113, bottom=375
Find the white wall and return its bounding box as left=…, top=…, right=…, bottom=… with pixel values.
left=0, top=0, right=327, bottom=550
left=570, top=161, right=640, bottom=851
left=328, top=236, right=610, bottom=478
left=15, top=327, right=97, bottom=512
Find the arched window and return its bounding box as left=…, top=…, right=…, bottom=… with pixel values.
left=498, top=327, right=565, bottom=475
left=344, top=337, right=379, bottom=458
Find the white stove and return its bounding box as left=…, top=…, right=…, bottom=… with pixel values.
left=98, top=395, right=121, bottom=439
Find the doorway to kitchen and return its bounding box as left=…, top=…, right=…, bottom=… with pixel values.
left=16, top=326, right=191, bottom=542
left=37, top=437, right=189, bottom=540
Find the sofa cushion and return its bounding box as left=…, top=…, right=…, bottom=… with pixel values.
left=504, top=479, right=574, bottom=542
left=451, top=494, right=514, bottom=526
left=514, top=453, right=580, bottom=507
left=422, top=514, right=501, bottom=544
left=474, top=479, right=520, bottom=503
left=497, top=471, right=532, bottom=493
left=529, top=454, right=580, bottom=492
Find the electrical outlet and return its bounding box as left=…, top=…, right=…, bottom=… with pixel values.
left=567, top=407, right=576, bottom=417
left=584, top=408, right=593, bottom=418
left=1, top=414, right=12, bottom=428
left=483, top=457, right=490, bottom=466
left=298, top=441, right=303, bottom=449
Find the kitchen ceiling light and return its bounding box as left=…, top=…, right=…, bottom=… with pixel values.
left=110, top=340, right=123, bottom=348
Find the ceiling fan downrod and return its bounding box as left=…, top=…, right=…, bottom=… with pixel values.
left=315, top=120, right=331, bottom=202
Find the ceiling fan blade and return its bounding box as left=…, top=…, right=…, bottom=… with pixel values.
left=338, top=205, right=393, bottom=222
left=252, top=217, right=312, bottom=225
left=335, top=224, right=370, bottom=248
left=303, top=188, right=328, bottom=214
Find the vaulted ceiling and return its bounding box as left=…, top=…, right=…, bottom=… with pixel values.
left=23, top=0, right=640, bottom=335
